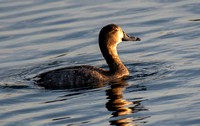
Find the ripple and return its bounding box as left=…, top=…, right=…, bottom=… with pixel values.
left=0, top=0, right=200, bottom=126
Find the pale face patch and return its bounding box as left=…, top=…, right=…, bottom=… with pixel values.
left=116, top=30, right=124, bottom=45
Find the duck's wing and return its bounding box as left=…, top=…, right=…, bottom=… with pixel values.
left=35, top=65, right=108, bottom=89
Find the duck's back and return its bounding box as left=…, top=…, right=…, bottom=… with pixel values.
left=36, top=65, right=110, bottom=89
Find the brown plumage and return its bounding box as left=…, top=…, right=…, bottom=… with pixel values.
left=36, top=24, right=141, bottom=89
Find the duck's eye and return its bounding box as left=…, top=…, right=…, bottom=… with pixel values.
left=112, top=29, right=118, bottom=34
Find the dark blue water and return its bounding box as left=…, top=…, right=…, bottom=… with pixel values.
left=0, top=0, right=200, bottom=125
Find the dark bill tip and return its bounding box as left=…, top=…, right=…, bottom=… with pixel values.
left=122, top=32, right=141, bottom=41
left=136, top=37, right=141, bottom=41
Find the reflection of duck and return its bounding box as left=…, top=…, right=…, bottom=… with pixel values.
left=106, top=80, right=147, bottom=126
left=36, top=24, right=140, bottom=89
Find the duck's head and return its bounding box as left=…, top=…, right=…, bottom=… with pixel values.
left=99, top=24, right=141, bottom=48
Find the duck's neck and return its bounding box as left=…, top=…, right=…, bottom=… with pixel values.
left=100, top=45, right=129, bottom=77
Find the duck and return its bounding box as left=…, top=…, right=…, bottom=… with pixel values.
left=36, top=24, right=141, bottom=89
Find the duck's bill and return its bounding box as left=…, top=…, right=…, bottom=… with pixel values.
left=122, top=32, right=141, bottom=41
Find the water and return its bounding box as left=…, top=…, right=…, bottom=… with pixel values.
left=0, top=0, right=200, bottom=125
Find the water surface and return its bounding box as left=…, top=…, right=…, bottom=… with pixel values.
left=0, top=0, right=200, bottom=125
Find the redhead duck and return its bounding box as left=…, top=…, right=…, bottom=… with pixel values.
left=36, top=24, right=141, bottom=89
